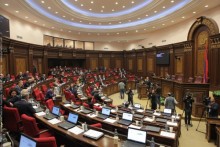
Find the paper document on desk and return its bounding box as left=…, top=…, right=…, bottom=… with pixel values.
left=129, top=124, right=141, bottom=129
left=144, top=117, right=154, bottom=122
left=160, top=131, right=175, bottom=138
left=153, top=112, right=161, bottom=116
left=33, top=106, right=38, bottom=109
left=48, top=118, right=61, bottom=124
left=83, top=129, right=104, bottom=139
left=171, top=115, right=180, bottom=119
left=111, top=109, right=116, bottom=113
left=136, top=109, right=144, bottom=113
left=68, top=126, right=84, bottom=135
left=104, top=118, right=117, bottom=123
left=94, top=103, right=101, bottom=106
left=167, top=121, right=178, bottom=126
left=64, top=104, right=71, bottom=107
left=35, top=111, right=46, bottom=116
left=87, top=114, right=97, bottom=118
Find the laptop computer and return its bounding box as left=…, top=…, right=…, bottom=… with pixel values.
left=145, top=125, right=160, bottom=133
left=156, top=118, right=168, bottom=123
left=123, top=128, right=147, bottom=147
left=96, top=107, right=111, bottom=119
left=19, top=133, right=37, bottom=147
left=71, top=104, right=80, bottom=109
left=43, top=106, right=60, bottom=120
left=58, top=113, right=78, bottom=130
left=117, top=113, right=133, bottom=126
left=163, top=108, right=172, bottom=116
left=134, top=113, right=144, bottom=119
left=133, top=103, right=141, bottom=109
left=81, top=108, right=93, bottom=114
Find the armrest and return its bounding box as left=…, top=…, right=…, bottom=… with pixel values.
left=36, top=129, right=49, bottom=136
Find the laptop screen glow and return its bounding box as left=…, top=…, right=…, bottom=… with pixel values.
left=164, top=108, right=172, bottom=114
left=52, top=106, right=60, bottom=115
left=19, top=134, right=37, bottom=147
left=67, top=113, right=78, bottom=124
left=127, top=128, right=147, bottom=144
left=134, top=103, right=141, bottom=109
left=102, top=107, right=111, bottom=116
left=122, top=113, right=133, bottom=121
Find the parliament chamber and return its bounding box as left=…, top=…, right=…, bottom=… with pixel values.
left=1, top=1, right=220, bottom=147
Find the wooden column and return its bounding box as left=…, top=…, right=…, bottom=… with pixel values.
left=8, top=43, right=15, bottom=75
left=43, top=48, right=48, bottom=74
left=28, top=46, right=33, bottom=73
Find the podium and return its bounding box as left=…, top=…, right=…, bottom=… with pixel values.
left=137, top=84, right=148, bottom=99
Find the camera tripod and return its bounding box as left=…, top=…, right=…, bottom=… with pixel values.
left=196, top=106, right=208, bottom=133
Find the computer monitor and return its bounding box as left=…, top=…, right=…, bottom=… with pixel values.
left=122, top=113, right=133, bottom=121
left=19, top=134, right=37, bottom=147
left=127, top=128, right=147, bottom=144
left=134, top=103, right=141, bottom=109
left=67, top=113, right=78, bottom=124
left=101, top=107, right=111, bottom=116
left=164, top=108, right=172, bottom=114
left=52, top=106, right=60, bottom=116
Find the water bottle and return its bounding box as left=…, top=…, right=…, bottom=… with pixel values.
left=165, top=124, right=168, bottom=132
left=150, top=137, right=155, bottom=147
left=114, top=129, right=119, bottom=145
left=84, top=122, right=88, bottom=131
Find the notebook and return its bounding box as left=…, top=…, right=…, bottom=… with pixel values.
left=43, top=106, right=60, bottom=120
left=19, top=133, right=37, bottom=147
left=58, top=113, right=78, bottom=130
left=81, top=108, right=92, bottom=114
left=156, top=118, right=168, bottom=123
left=71, top=104, right=80, bottom=109
left=134, top=113, right=144, bottom=119
left=117, top=113, right=133, bottom=126
left=123, top=128, right=147, bottom=147
left=97, top=107, right=111, bottom=119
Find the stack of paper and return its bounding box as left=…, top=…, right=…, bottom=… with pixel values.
left=68, top=126, right=84, bottom=135
left=104, top=118, right=117, bottom=123
left=35, top=112, right=46, bottom=116
left=160, top=131, right=175, bottom=138
left=64, top=104, right=71, bottom=107
left=144, top=117, right=154, bottom=122
left=129, top=124, right=141, bottom=129
left=48, top=118, right=61, bottom=124
left=94, top=103, right=101, bottom=106
left=167, top=121, right=178, bottom=126
left=87, top=114, right=97, bottom=118
left=137, top=109, right=144, bottom=113
left=171, top=115, right=180, bottom=119
left=153, top=112, right=161, bottom=116
left=111, top=109, right=116, bottom=113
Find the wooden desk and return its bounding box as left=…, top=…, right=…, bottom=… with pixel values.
left=206, top=117, right=220, bottom=142
left=216, top=126, right=220, bottom=147
left=152, top=77, right=209, bottom=117
left=137, top=84, right=148, bottom=99
left=60, top=103, right=179, bottom=147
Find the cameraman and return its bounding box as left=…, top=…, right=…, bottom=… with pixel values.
left=208, top=98, right=219, bottom=118
left=183, top=93, right=194, bottom=126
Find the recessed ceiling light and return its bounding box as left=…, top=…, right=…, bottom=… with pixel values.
left=125, top=32, right=128, bottom=34
left=118, top=22, right=122, bottom=24
left=79, top=20, right=82, bottom=22
left=71, top=18, right=74, bottom=20
left=25, top=16, right=28, bottom=19
left=101, top=10, right=103, bottom=12
left=89, top=22, right=92, bottom=24
left=48, top=6, right=51, bottom=9
left=135, top=30, right=138, bottom=32
left=109, top=22, right=111, bottom=24
left=131, top=1, right=134, bottom=4
left=75, top=0, right=77, bottom=1
left=34, top=20, right=37, bottom=23
left=205, top=5, right=208, bottom=7
left=171, top=0, right=174, bottom=3
left=162, top=24, right=165, bottom=26
left=137, top=18, right=141, bottom=20
left=117, top=32, right=119, bottom=35
left=128, top=20, right=131, bottom=22
left=152, top=26, right=156, bottom=28
left=112, top=9, right=115, bottom=12
left=182, top=16, right=185, bottom=18
left=42, top=24, right=45, bottom=26
left=145, top=14, right=149, bottom=17
left=154, top=11, right=157, bottom=13
left=4, top=3, right=9, bottom=6
left=81, top=4, right=83, bottom=6
left=171, top=20, right=174, bottom=23
left=68, top=30, right=71, bottom=32
left=102, top=6, right=105, bottom=8
left=115, top=2, right=118, bottom=5
left=62, top=15, right=66, bottom=18
left=91, top=1, right=94, bottom=4
left=41, top=1, right=45, bottom=3
left=144, top=29, right=146, bottom=31
left=193, top=11, right=196, bottom=14
left=15, top=10, right=19, bottom=13
left=163, top=6, right=166, bottom=9
left=89, top=8, right=92, bottom=11
left=51, top=27, right=54, bottom=29
left=55, top=11, right=58, bottom=14
left=122, top=6, right=125, bottom=8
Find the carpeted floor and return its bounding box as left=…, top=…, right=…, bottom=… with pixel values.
left=109, top=91, right=216, bottom=147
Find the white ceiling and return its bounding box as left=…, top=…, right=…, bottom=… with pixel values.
left=1, top=0, right=220, bottom=42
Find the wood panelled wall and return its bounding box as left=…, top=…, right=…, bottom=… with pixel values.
left=1, top=34, right=220, bottom=90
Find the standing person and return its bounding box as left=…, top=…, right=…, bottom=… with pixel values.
left=155, top=84, right=162, bottom=109
left=164, top=92, right=178, bottom=114
left=183, top=93, right=194, bottom=126
left=118, top=81, right=125, bottom=99
left=208, top=98, right=219, bottom=118
left=149, top=89, right=157, bottom=110
left=14, top=89, right=36, bottom=117
left=127, top=88, right=134, bottom=106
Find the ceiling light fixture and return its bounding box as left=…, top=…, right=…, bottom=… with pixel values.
left=115, top=2, right=118, bottom=5
left=162, top=24, right=165, bottom=25
left=34, top=20, right=37, bottom=23
left=193, top=11, right=196, bottom=14
left=4, top=3, right=9, bottom=6
left=135, top=30, right=138, bottom=32
left=62, top=15, right=66, bottom=17
left=15, top=10, right=19, bottom=13
left=154, top=11, right=157, bottom=13
left=109, top=22, right=111, bottom=24
left=171, top=20, right=174, bottom=22
left=146, top=14, right=149, bottom=17
left=81, top=4, right=83, bottom=6
left=79, top=20, right=82, bottom=22
left=25, top=16, right=28, bottom=19
left=89, top=22, right=91, bottom=24
left=182, top=16, right=185, bottom=18
left=117, top=32, right=119, bottom=34
left=89, top=8, right=92, bottom=11
left=122, top=6, right=125, bottom=8
left=131, top=1, right=134, bottom=4
left=163, top=6, right=166, bottom=8
left=171, top=0, right=174, bottom=3
left=41, top=1, right=44, bottom=4
left=205, top=5, right=208, bottom=7
left=119, top=22, right=122, bottom=24
left=55, top=11, right=58, bottom=14
left=48, top=6, right=51, bottom=9
left=112, top=9, right=115, bottom=12
left=152, top=26, right=155, bottom=28
left=101, top=10, right=103, bottom=12
left=138, top=18, right=141, bottom=20
left=91, top=1, right=94, bottom=4
left=102, top=6, right=105, bottom=8
left=51, top=26, right=54, bottom=29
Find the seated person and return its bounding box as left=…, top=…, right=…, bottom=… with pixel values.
left=16, top=72, right=23, bottom=80
left=45, top=88, right=56, bottom=101
left=92, top=88, right=102, bottom=102
left=69, top=83, right=77, bottom=97
left=23, top=78, right=34, bottom=88
left=86, top=97, right=94, bottom=109
left=209, top=98, right=219, bottom=118
left=15, top=80, right=24, bottom=95
left=14, top=89, right=36, bottom=116
left=7, top=89, right=21, bottom=104
left=40, top=74, right=46, bottom=81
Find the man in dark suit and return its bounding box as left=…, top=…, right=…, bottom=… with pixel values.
left=14, top=89, right=36, bottom=117
left=209, top=98, right=219, bottom=118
